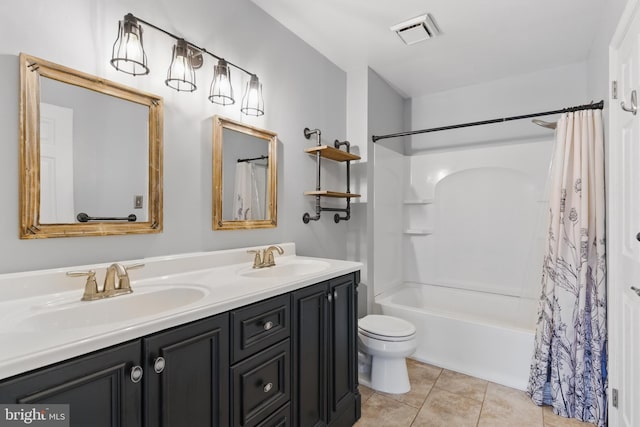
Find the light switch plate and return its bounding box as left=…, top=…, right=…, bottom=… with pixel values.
left=134, top=195, right=143, bottom=209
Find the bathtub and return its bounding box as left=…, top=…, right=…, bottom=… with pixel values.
left=376, top=283, right=538, bottom=390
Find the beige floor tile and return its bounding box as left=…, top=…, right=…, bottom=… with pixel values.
left=411, top=387, right=482, bottom=427
left=355, top=393, right=418, bottom=427
left=478, top=382, right=543, bottom=427
left=542, top=406, right=596, bottom=427
left=407, top=359, right=443, bottom=381
left=381, top=359, right=442, bottom=408
left=434, top=369, right=488, bottom=402
left=359, top=385, right=375, bottom=404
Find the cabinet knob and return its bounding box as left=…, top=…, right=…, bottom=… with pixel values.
left=130, top=365, right=143, bottom=383
left=153, top=357, right=166, bottom=374
left=327, top=293, right=332, bottom=302
left=333, top=290, right=338, bottom=300
left=263, top=321, right=274, bottom=331
left=263, top=382, right=273, bottom=393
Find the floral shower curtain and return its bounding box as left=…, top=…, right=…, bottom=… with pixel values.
left=233, top=162, right=263, bottom=220
left=527, top=109, right=607, bottom=426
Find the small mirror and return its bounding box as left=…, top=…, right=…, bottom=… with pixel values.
left=213, top=116, right=277, bottom=230
left=19, top=53, right=163, bottom=238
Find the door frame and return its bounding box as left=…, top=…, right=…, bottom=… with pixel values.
left=608, top=1, right=640, bottom=426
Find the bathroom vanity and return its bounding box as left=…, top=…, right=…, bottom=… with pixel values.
left=0, top=243, right=361, bottom=427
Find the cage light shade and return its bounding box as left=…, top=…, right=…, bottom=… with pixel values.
left=209, top=59, right=234, bottom=105
left=165, top=39, right=197, bottom=92
left=110, top=14, right=149, bottom=76
left=240, top=75, right=264, bottom=116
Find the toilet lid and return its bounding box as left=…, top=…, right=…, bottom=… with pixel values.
left=358, top=315, right=416, bottom=338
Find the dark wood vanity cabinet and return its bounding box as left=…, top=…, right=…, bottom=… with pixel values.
left=0, top=341, right=143, bottom=427
left=0, top=272, right=360, bottom=427
left=143, top=313, right=229, bottom=427
left=292, top=274, right=360, bottom=427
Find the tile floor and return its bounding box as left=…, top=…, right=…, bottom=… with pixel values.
left=355, top=359, right=595, bottom=427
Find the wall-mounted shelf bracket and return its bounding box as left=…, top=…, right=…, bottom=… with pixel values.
left=302, top=127, right=360, bottom=224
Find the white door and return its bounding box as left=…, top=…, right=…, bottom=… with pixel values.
left=39, top=102, right=75, bottom=223
left=609, top=2, right=640, bottom=426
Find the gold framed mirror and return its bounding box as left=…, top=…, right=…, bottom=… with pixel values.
left=213, top=115, right=277, bottom=230
left=19, top=53, right=163, bottom=239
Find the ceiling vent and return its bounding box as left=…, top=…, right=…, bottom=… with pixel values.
left=390, top=14, right=441, bottom=45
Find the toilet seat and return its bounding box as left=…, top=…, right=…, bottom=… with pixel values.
left=358, top=315, right=416, bottom=342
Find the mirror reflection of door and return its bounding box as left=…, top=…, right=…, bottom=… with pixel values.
left=221, top=128, right=270, bottom=221
left=39, top=103, right=75, bottom=223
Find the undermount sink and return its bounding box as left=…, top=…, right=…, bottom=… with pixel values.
left=15, top=285, right=208, bottom=331
left=239, top=259, right=331, bottom=279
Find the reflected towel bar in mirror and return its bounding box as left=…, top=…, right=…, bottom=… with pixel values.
left=77, top=213, right=137, bottom=222
left=237, top=155, right=268, bottom=163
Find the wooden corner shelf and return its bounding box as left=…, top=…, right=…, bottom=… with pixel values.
left=304, top=191, right=361, bottom=198
left=305, top=146, right=361, bottom=162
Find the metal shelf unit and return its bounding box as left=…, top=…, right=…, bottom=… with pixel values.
left=302, top=127, right=361, bottom=223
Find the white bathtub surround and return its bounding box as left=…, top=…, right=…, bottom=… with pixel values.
left=376, top=283, right=537, bottom=390
left=357, top=314, right=417, bottom=394
left=527, top=110, right=607, bottom=427
left=0, top=243, right=361, bottom=380
left=372, top=136, right=554, bottom=394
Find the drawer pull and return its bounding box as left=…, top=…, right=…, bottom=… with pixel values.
left=153, top=356, right=166, bottom=374
left=263, top=382, right=273, bottom=393
left=263, top=321, right=274, bottom=331
left=130, top=365, right=143, bottom=383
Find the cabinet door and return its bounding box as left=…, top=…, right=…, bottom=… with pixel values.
left=328, top=275, right=360, bottom=426
left=0, top=341, right=142, bottom=427
left=144, top=313, right=229, bottom=427
left=328, top=275, right=357, bottom=424
left=292, top=282, right=328, bottom=427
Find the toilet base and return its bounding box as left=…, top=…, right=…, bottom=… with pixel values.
left=370, top=356, right=410, bottom=394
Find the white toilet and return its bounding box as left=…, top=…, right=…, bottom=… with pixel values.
left=357, top=314, right=417, bottom=394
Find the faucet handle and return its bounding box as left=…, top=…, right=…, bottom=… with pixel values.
left=66, top=270, right=99, bottom=301
left=124, top=263, right=145, bottom=272
left=247, top=250, right=263, bottom=269
left=119, top=263, right=145, bottom=292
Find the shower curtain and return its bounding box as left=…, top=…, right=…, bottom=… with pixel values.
left=527, top=109, right=607, bottom=426
left=233, top=162, right=263, bottom=220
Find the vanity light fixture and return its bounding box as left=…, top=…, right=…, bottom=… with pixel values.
left=110, top=13, right=264, bottom=116
left=165, top=39, right=198, bottom=92
left=110, top=14, right=149, bottom=75
left=209, top=59, right=234, bottom=105
left=240, top=75, right=264, bottom=116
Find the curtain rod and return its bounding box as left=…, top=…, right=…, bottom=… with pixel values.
left=371, top=100, right=604, bottom=143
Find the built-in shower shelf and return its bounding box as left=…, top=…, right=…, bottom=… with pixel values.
left=403, top=229, right=433, bottom=235
left=403, top=199, right=434, bottom=205
left=304, top=146, right=361, bottom=162
left=304, top=190, right=361, bottom=198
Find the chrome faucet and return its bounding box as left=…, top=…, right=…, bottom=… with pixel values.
left=247, top=245, right=284, bottom=269
left=67, top=263, right=144, bottom=301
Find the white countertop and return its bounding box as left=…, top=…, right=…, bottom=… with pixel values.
left=0, top=243, right=361, bottom=380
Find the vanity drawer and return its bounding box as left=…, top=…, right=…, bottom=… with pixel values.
left=232, top=294, right=290, bottom=362
left=231, top=340, right=290, bottom=427
left=255, top=403, right=291, bottom=427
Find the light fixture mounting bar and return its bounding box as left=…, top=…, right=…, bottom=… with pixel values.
left=127, top=13, right=255, bottom=77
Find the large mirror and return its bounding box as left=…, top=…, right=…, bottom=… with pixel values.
left=213, top=116, right=277, bottom=230
left=19, top=53, right=163, bottom=238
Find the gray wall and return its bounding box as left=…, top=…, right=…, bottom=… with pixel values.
left=0, top=0, right=348, bottom=274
